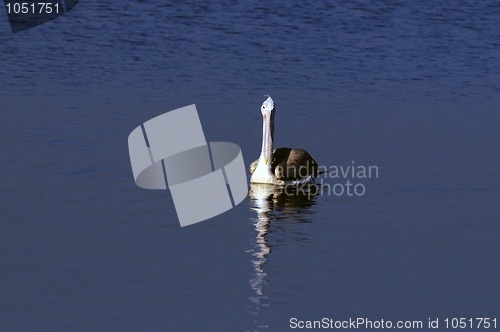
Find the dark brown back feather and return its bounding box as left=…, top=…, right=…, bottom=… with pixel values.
left=249, top=148, right=319, bottom=180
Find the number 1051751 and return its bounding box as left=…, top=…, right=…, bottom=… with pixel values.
left=444, top=318, right=496, bottom=329
left=5, top=2, right=61, bottom=14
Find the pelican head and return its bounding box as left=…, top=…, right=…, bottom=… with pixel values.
left=250, top=95, right=277, bottom=184
left=261, top=95, right=275, bottom=118
left=260, top=95, right=275, bottom=166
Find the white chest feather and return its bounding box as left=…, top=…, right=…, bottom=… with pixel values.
left=250, top=161, right=276, bottom=184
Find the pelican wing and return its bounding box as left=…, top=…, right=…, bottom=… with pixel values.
left=249, top=158, right=258, bottom=175
left=272, top=148, right=319, bottom=180
left=249, top=148, right=319, bottom=180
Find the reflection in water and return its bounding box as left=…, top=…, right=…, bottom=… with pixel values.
left=247, top=183, right=317, bottom=330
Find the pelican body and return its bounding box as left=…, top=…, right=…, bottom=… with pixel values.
left=249, top=96, right=319, bottom=185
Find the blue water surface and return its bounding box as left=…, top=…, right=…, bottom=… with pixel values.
left=1, top=1, right=499, bottom=331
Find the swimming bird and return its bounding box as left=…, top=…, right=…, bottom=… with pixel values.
left=249, top=95, right=319, bottom=185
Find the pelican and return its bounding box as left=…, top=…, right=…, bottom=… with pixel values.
left=249, top=95, right=319, bottom=185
